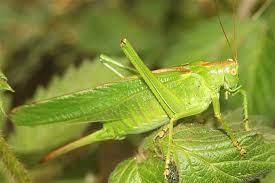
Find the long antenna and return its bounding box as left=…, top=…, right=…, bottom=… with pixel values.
left=232, top=0, right=238, bottom=61
left=214, top=0, right=235, bottom=61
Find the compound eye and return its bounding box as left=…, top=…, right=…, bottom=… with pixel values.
left=230, top=68, right=237, bottom=75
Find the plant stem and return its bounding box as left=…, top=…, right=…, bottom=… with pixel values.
left=0, top=135, right=30, bottom=183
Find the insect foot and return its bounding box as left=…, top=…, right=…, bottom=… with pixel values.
left=240, top=148, right=247, bottom=156
left=233, top=140, right=247, bottom=156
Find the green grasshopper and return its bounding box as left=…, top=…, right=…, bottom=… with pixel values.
left=10, top=39, right=249, bottom=174
left=10, top=3, right=250, bottom=179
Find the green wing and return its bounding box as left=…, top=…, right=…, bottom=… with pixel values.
left=11, top=69, right=213, bottom=162
left=10, top=71, right=186, bottom=126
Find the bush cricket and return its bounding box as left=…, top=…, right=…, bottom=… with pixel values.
left=10, top=0, right=250, bottom=179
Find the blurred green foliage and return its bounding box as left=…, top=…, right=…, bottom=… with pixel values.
left=0, top=0, right=274, bottom=182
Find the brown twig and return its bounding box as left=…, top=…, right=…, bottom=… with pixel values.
left=237, top=0, right=257, bottom=19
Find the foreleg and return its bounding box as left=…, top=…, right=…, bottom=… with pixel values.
left=212, top=93, right=246, bottom=155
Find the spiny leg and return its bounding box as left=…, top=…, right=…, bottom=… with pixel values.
left=212, top=93, right=246, bottom=155
left=41, top=129, right=113, bottom=162
left=99, top=54, right=138, bottom=78
left=237, top=89, right=250, bottom=131
left=226, top=87, right=250, bottom=131
left=120, top=39, right=184, bottom=179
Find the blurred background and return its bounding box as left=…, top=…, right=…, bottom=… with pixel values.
left=0, top=0, right=274, bottom=182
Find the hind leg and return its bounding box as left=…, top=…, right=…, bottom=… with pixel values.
left=99, top=54, right=138, bottom=78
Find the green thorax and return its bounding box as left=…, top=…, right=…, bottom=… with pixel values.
left=175, top=59, right=239, bottom=93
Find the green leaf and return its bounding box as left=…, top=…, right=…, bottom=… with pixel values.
left=208, top=108, right=275, bottom=142
left=110, top=123, right=275, bottom=183
left=237, top=20, right=275, bottom=122
left=261, top=170, right=275, bottom=183
left=9, top=59, right=119, bottom=154
left=109, top=156, right=165, bottom=183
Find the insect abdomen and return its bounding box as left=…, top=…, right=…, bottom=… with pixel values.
left=100, top=73, right=213, bottom=137
left=11, top=71, right=212, bottom=130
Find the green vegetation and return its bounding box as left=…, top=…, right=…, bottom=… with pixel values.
left=0, top=0, right=274, bottom=182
